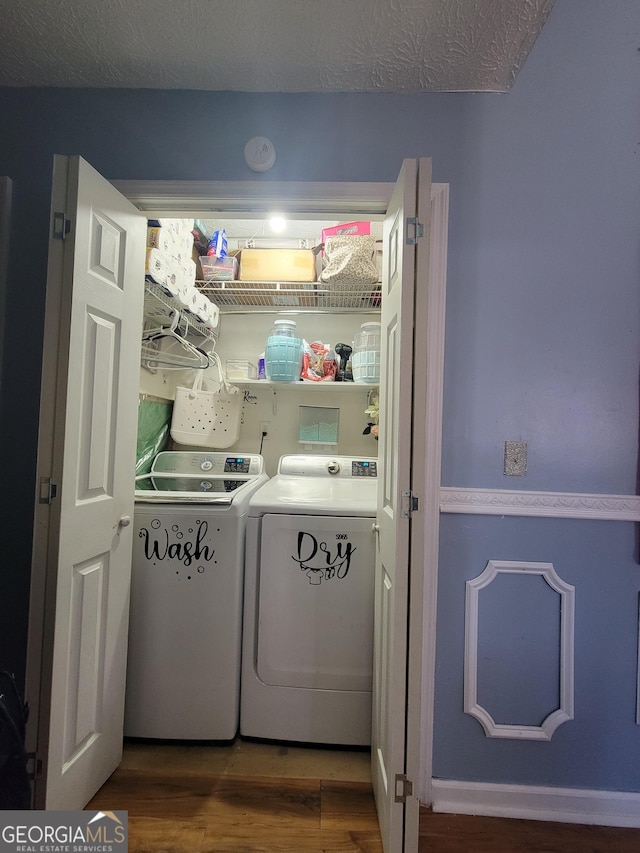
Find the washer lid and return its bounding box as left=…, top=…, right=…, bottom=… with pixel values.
left=135, top=471, right=268, bottom=505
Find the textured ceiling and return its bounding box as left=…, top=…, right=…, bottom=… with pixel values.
left=0, top=0, right=555, bottom=93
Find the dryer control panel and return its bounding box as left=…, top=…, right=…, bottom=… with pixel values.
left=352, top=460, right=377, bottom=477
left=278, top=455, right=377, bottom=478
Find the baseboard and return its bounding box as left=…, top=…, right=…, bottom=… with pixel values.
left=431, top=779, right=640, bottom=828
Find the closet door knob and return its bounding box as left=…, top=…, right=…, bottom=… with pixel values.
left=371, top=523, right=380, bottom=535
left=118, top=515, right=132, bottom=528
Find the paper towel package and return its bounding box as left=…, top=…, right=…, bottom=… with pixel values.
left=321, top=221, right=370, bottom=242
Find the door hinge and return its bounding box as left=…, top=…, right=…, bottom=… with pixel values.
left=26, top=752, right=43, bottom=780
left=394, top=773, right=413, bottom=803
left=401, top=490, right=418, bottom=518
left=39, top=477, right=58, bottom=504
left=52, top=211, right=71, bottom=240
left=405, top=217, right=424, bottom=245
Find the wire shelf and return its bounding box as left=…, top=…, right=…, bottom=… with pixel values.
left=197, top=280, right=382, bottom=313
left=143, top=280, right=218, bottom=342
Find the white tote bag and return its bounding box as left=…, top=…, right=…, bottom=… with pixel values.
left=170, top=355, right=243, bottom=448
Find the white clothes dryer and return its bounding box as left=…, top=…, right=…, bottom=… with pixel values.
left=124, top=451, right=267, bottom=741
left=241, top=454, right=377, bottom=746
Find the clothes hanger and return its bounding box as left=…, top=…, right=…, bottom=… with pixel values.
left=141, top=310, right=211, bottom=370
left=140, top=338, right=210, bottom=371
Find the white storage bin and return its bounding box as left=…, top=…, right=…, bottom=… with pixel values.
left=352, top=322, right=381, bottom=384
left=226, top=359, right=257, bottom=380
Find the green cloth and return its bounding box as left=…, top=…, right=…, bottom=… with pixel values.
left=136, top=397, right=173, bottom=475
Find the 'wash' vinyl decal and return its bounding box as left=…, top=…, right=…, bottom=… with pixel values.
left=137, top=518, right=217, bottom=580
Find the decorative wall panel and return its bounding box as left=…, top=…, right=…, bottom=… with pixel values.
left=464, top=560, right=574, bottom=740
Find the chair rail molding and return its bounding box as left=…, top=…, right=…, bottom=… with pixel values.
left=464, top=560, right=575, bottom=741
left=440, top=487, right=640, bottom=521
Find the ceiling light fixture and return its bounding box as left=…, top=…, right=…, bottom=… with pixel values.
left=269, top=215, right=287, bottom=233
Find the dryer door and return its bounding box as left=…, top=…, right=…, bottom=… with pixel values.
left=257, top=513, right=375, bottom=691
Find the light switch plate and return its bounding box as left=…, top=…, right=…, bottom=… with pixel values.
left=504, top=441, right=527, bottom=476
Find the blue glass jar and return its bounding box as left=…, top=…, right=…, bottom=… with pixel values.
left=265, top=319, right=303, bottom=382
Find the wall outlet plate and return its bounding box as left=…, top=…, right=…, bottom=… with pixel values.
left=504, top=441, right=527, bottom=476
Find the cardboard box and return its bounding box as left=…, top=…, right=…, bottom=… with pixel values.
left=239, top=248, right=317, bottom=282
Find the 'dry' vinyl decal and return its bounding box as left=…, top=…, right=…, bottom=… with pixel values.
left=291, top=530, right=357, bottom=585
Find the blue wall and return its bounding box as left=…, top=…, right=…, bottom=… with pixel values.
left=442, top=2, right=640, bottom=494
left=436, top=515, right=640, bottom=790
left=433, top=0, right=640, bottom=794
left=0, top=0, right=638, bottom=793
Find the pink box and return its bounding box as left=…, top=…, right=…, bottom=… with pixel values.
left=321, top=221, right=370, bottom=243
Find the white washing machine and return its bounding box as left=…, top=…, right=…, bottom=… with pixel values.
left=241, top=454, right=378, bottom=746
left=124, top=451, right=267, bottom=741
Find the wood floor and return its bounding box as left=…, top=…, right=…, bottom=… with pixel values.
left=419, top=810, right=640, bottom=853
left=87, top=739, right=381, bottom=852
left=87, top=740, right=640, bottom=852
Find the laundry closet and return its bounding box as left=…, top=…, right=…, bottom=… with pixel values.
left=138, top=215, right=383, bottom=474
left=33, top=158, right=442, bottom=839
left=128, top=213, right=384, bottom=760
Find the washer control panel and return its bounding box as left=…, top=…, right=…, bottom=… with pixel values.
left=224, top=457, right=253, bottom=474
left=152, top=452, right=264, bottom=476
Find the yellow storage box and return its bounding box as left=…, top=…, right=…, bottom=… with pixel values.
left=238, top=248, right=317, bottom=282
